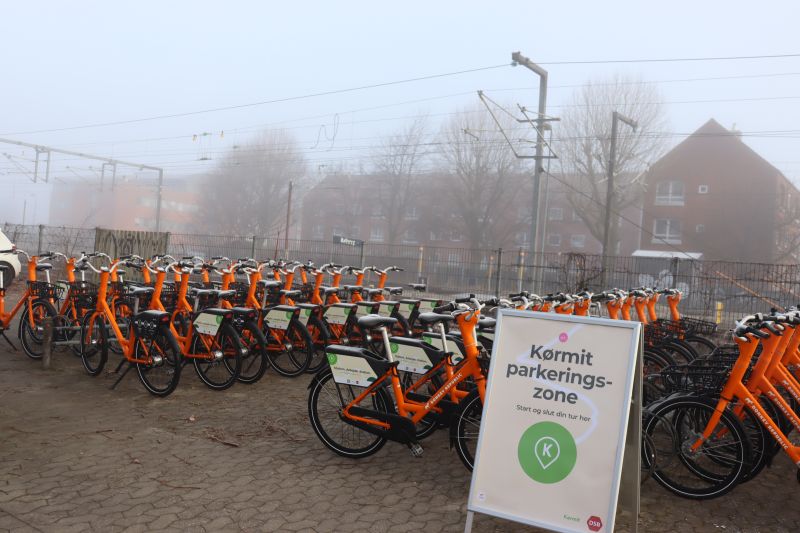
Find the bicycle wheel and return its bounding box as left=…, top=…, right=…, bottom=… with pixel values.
left=450, top=389, right=483, bottom=471
left=657, top=340, right=695, bottom=365
left=79, top=312, right=108, bottom=376
left=237, top=320, right=269, bottom=384
left=191, top=322, right=242, bottom=390
left=684, top=335, right=717, bottom=357
left=644, top=396, right=750, bottom=500
left=135, top=326, right=182, bottom=397
left=305, top=314, right=331, bottom=374
left=18, top=299, right=58, bottom=359
left=266, top=319, right=312, bottom=377
left=308, top=370, right=389, bottom=458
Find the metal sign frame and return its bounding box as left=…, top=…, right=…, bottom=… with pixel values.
left=465, top=310, right=641, bottom=533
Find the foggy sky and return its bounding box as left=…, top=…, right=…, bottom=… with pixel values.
left=2, top=0, right=800, bottom=184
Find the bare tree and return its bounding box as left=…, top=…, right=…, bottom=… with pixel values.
left=437, top=104, right=523, bottom=249
left=197, top=130, right=307, bottom=235
left=556, top=75, right=668, bottom=254
left=370, top=116, right=428, bottom=244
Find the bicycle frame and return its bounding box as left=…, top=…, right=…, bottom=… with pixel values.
left=696, top=327, right=800, bottom=465
left=340, top=310, right=486, bottom=429
left=0, top=253, right=44, bottom=331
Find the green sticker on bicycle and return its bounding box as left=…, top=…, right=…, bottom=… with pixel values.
left=194, top=313, right=222, bottom=335
left=328, top=353, right=378, bottom=386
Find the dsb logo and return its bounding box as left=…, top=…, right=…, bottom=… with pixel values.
left=587, top=516, right=603, bottom=532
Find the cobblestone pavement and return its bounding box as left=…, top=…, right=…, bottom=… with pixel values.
left=1, top=288, right=799, bottom=532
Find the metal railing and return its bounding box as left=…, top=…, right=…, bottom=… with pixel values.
left=4, top=222, right=798, bottom=328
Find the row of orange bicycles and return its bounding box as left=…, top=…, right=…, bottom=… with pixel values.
left=6, top=246, right=792, bottom=500
left=0, top=248, right=441, bottom=397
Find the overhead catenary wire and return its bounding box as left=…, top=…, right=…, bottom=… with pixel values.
left=0, top=64, right=511, bottom=136
left=45, top=70, right=800, bottom=150
left=5, top=52, right=800, bottom=137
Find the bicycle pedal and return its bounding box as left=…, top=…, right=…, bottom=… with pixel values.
left=408, top=442, right=424, bottom=458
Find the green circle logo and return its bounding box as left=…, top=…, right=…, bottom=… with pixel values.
left=285, top=311, right=294, bottom=320
left=304, top=309, right=312, bottom=317
left=390, top=342, right=399, bottom=353
left=326, top=353, right=337, bottom=365
left=518, top=421, right=577, bottom=484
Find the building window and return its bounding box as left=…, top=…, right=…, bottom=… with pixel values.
left=515, top=232, right=529, bottom=246
left=547, top=234, right=561, bottom=246
left=405, top=206, right=418, bottom=220
left=653, top=218, right=682, bottom=244
left=696, top=224, right=705, bottom=233
left=572, top=210, right=582, bottom=222
left=402, top=228, right=418, bottom=243
left=655, top=181, right=685, bottom=206
left=429, top=230, right=439, bottom=241
left=311, top=225, right=324, bottom=239
left=548, top=207, right=563, bottom=221
left=450, top=230, right=463, bottom=242
left=570, top=234, right=586, bottom=248
left=698, top=185, right=709, bottom=194
left=370, top=226, right=384, bottom=242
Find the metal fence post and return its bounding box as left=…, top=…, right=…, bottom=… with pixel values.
left=494, top=248, right=502, bottom=295
left=251, top=235, right=257, bottom=259
left=37, top=224, right=44, bottom=255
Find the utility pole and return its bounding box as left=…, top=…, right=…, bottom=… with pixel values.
left=284, top=180, right=293, bottom=255
left=602, top=111, right=637, bottom=285
left=511, top=51, right=549, bottom=290
left=155, top=168, right=164, bottom=232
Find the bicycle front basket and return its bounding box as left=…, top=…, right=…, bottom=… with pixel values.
left=29, top=281, right=64, bottom=300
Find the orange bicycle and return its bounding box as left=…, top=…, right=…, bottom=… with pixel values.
left=308, top=295, right=493, bottom=469
left=0, top=249, right=64, bottom=359
left=77, top=255, right=183, bottom=396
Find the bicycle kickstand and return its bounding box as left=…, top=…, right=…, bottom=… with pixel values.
left=1, top=331, right=17, bottom=351
left=110, top=362, right=133, bottom=390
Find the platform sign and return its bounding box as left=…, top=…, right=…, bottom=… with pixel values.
left=466, top=310, right=641, bottom=533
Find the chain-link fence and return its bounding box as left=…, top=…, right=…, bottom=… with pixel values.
left=4, top=222, right=798, bottom=327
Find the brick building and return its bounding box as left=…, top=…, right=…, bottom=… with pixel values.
left=538, top=177, right=642, bottom=256
left=639, top=119, right=800, bottom=262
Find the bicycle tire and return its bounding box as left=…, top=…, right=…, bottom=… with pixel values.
left=450, top=389, right=483, bottom=471
left=18, top=298, right=58, bottom=359
left=135, top=325, right=182, bottom=397
left=237, top=320, right=269, bottom=384
left=644, top=396, right=750, bottom=500
left=308, top=369, right=389, bottom=458
left=657, top=339, right=696, bottom=365
left=191, top=322, right=242, bottom=390
left=683, top=335, right=717, bottom=357
left=306, top=314, right=331, bottom=374
left=266, top=318, right=312, bottom=377
left=79, top=311, right=108, bottom=376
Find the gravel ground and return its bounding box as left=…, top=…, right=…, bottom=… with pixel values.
left=1, top=282, right=799, bottom=532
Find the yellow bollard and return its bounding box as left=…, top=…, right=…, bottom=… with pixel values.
left=715, top=301, right=723, bottom=324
